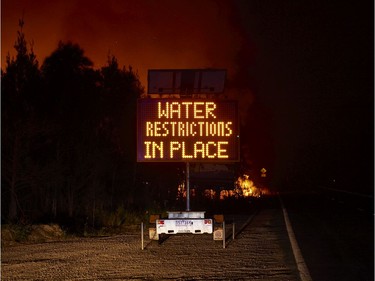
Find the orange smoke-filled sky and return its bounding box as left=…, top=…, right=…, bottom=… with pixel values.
left=2, top=0, right=253, bottom=90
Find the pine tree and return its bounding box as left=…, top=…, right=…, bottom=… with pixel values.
left=2, top=19, right=42, bottom=221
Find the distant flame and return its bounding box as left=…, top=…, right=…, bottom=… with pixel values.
left=176, top=174, right=269, bottom=202
left=176, top=182, right=186, bottom=200
left=204, top=189, right=216, bottom=200
left=235, top=175, right=264, bottom=197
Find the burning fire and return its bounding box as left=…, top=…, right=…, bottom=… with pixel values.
left=176, top=182, right=186, bottom=200
left=177, top=174, right=270, bottom=201
left=204, top=189, right=216, bottom=200
left=235, top=174, right=261, bottom=197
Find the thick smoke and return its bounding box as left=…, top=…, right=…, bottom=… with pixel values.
left=3, top=0, right=256, bottom=121
left=61, top=0, right=255, bottom=117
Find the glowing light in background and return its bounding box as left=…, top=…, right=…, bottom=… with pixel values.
left=236, top=174, right=258, bottom=197
left=176, top=173, right=270, bottom=201
left=204, top=189, right=216, bottom=200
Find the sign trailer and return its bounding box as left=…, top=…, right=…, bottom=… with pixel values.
left=138, top=69, right=239, bottom=239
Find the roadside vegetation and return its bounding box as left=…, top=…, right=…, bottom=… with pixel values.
left=1, top=20, right=182, bottom=237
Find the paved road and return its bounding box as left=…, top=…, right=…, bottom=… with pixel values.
left=281, top=191, right=374, bottom=281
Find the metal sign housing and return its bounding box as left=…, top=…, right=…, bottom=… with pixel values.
left=148, top=69, right=227, bottom=94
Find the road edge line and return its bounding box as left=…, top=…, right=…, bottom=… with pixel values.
left=279, top=195, right=313, bottom=281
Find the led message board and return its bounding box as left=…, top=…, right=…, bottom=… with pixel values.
left=137, top=99, right=239, bottom=162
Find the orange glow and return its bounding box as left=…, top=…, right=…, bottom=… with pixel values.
left=204, top=189, right=216, bottom=200
left=176, top=183, right=186, bottom=200
left=234, top=174, right=269, bottom=198
left=220, top=189, right=236, bottom=200
left=2, top=1, right=250, bottom=93
left=175, top=176, right=271, bottom=202
left=2, top=1, right=256, bottom=136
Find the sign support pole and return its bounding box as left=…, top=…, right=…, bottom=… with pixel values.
left=186, top=162, right=190, bottom=211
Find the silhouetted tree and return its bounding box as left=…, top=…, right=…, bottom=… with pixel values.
left=2, top=22, right=146, bottom=225
left=98, top=55, right=144, bottom=209
left=41, top=41, right=102, bottom=218
left=2, top=19, right=43, bottom=222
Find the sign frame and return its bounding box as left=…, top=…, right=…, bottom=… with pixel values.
left=147, top=69, right=227, bottom=94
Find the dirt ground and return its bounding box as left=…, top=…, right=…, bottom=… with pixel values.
left=1, top=208, right=300, bottom=280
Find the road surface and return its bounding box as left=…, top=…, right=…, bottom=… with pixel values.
left=2, top=192, right=373, bottom=280
left=2, top=199, right=300, bottom=280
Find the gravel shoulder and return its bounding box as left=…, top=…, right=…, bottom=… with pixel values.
left=1, top=206, right=300, bottom=280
